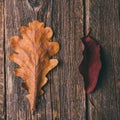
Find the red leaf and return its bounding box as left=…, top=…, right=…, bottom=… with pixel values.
left=79, top=35, right=102, bottom=94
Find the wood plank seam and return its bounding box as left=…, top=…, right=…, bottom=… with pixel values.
left=3, top=0, right=7, bottom=119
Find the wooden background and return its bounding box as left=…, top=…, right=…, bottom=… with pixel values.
left=0, top=0, right=120, bottom=120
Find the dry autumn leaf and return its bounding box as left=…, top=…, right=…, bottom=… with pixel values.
left=79, top=34, right=102, bottom=94
left=9, top=20, right=59, bottom=112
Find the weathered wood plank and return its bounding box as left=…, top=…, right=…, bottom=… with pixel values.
left=86, top=0, right=120, bottom=119
left=50, top=0, right=85, bottom=120
left=0, top=0, right=4, bottom=120
left=5, top=0, right=85, bottom=120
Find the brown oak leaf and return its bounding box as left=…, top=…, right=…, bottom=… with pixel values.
left=79, top=34, right=102, bottom=94
left=9, top=20, right=59, bottom=112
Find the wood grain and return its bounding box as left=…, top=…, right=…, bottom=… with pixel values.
left=86, top=0, right=120, bottom=120
left=5, top=0, right=85, bottom=120
left=0, top=0, right=4, bottom=120
left=51, top=0, right=85, bottom=120
left=4, top=0, right=120, bottom=119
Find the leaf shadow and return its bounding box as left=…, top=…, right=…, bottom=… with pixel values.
left=35, top=95, right=45, bottom=113
left=94, top=46, right=106, bottom=91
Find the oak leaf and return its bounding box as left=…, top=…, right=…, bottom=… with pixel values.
left=79, top=34, right=102, bottom=94
left=9, top=20, right=59, bottom=112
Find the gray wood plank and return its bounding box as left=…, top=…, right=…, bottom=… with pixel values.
left=0, top=0, right=4, bottom=120
left=86, top=0, right=120, bottom=120
left=5, top=0, right=85, bottom=120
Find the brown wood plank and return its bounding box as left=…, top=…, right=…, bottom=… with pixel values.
left=49, top=0, right=85, bottom=120
left=86, top=0, right=120, bottom=120
left=0, top=0, right=4, bottom=120
left=5, top=0, right=85, bottom=120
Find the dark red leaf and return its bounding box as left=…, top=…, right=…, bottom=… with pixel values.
left=79, top=35, right=102, bottom=94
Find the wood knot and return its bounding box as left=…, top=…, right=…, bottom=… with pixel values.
left=28, top=0, right=40, bottom=8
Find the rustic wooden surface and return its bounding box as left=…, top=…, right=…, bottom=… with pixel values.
left=0, top=0, right=119, bottom=120
left=5, top=0, right=85, bottom=120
